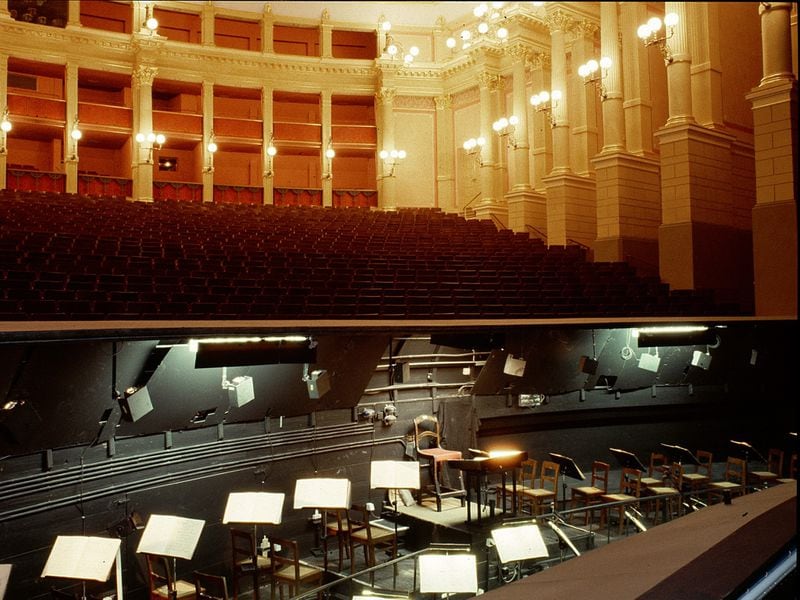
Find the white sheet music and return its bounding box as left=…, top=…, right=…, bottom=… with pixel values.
left=293, top=478, right=351, bottom=509
left=0, top=564, right=11, bottom=599
left=370, top=460, right=420, bottom=490
left=419, top=554, right=478, bottom=594
left=222, top=492, right=285, bottom=524
left=136, top=514, right=205, bottom=560
left=491, top=524, right=549, bottom=563
left=41, top=536, right=121, bottom=582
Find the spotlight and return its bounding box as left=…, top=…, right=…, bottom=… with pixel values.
left=227, top=375, right=255, bottom=407
left=118, top=386, right=153, bottom=422
left=503, top=354, right=526, bottom=377
left=691, top=350, right=712, bottom=370
left=306, top=369, right=331, bottom=399
left=382, top=404, right=397, bottom=426
left=579, top=356, right=599, bottom=375
left=638, top=353, right=661, bottom=373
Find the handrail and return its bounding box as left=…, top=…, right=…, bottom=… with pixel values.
left=525, top=224, right=547, bottom=243
left=462, top=191, right=482, bottom=217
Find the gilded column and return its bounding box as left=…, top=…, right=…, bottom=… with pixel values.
left=547, top=10, right=572, bottom=174
left=434, top=94, right=456, bottom=212
left=0, top=1, right=9, bottom=18
left=321, top=89, right=333, bottom=207
left=201, top=81, right=214, bottom=203
left=67, top=0, right=80, bottom=27
left=0, top=54, right=8, bottom=190
left=375, top=86, right=396, bottom=208
left=132, top=64, right=157, bottom=202
left=64, top=63, right=80, bottom=194
left=201, top=1, right=214, bottom=46
left=477, top=71, right=497, bottom=206
left=619, top=1, right=654, bottom=156
left=687, top=2, right=723, bottom=127
left=748, top=1, right=797, bottom=315
left=664, top=1, right=694, bottom=126
left=572, top=20, right=600, bottom=175
left=321, top=9, right=333, bottom=59
left=261, top=85, right=274, bottom=204
left=528, top=52, right=552, bottom=192
left=600, top=1, right=624, bottom=153
left=261, top=4, right=274, bottom=53
left=508, top=44, right=532, bottom=192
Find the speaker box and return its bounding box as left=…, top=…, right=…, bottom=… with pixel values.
left=691, top=350, right=712, bottom=370
left=503, top=355, right=526, bottom=377
left=119, top=386, right=153, bottom=422
left=638, top=353, right=661, bottom=373
left=307, top=370, right=331, bottom=399
left=228, top=375, right=255, bottom=407
left=580, top=356, right=599, bottom=375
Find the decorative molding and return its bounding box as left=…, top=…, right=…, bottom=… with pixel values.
left=452, top=87, right=480, bottom=107
left=573, top=20, right=599, bottom=41
left=506, top=43, right=531, bottom=62
left=375, top=87, right=397, bottom=105
left=546, top=10, right=574, bottom=34
left=527, top=52, right=551, bottom=71
left=477, top=71, right=500, bottom=91
left=133, top=64, right=158, bottom=86
left=394, top=95, right=436, bottom=110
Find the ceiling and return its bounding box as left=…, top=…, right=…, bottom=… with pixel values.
left=182, top=1, right=480, bottom=28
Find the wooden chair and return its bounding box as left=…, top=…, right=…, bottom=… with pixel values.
left=144, top=553, right=196, bottom=599
left=230, top=528, right=271, bottom=600
left=708, top=456, right=747, bottom=502
left=600, top=467, right=643, bottom=534
left=520, top=460, right=560, bottom=516
left=496, top=458, right=536, bottom=513
left=749, top=448, right=783, bottom=487
left=194, top=572, right=229, bottom=600
left=677, top=449, right=713, bottom=495
left=322, top=508, right=349, bottom=572
left=347, top=504, right=397, bottom=585
left=269, top=537, right=323, bottom=600
left=777, top=452, right=797, bottom=484
left=413, top=414, right=466, bottom=511
left=641, top=452, right=671, bottom=489
left=570, top=460, right=609, bottom=526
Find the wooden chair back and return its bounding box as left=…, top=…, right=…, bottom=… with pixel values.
left=767, top=448, right=784, bottom=475
left=724, top=456, right=747, bottom=486
left=695, top=450, right=713, bottom=477
left=619, top=467, right=643, bottom=497
left=538, top=460, right=560, bottom=492
left=648, top=452, right=670, bottom=479
left=230, top=528, right=256, bottom=568
left=519, top=458, right=538, bottom=488
left=413, top=414, right=442, bottom=451
left=194, top=571, right=229, bottom=600
left=591, top=460, right=610, bottom=493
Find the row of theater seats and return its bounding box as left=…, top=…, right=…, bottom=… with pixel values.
left=1, top=190, right=739, bottom=320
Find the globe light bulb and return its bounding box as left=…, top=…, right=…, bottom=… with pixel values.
left=600, top=56, right=612, bottom=69
left=410, top=46, right=419, bottom=57
left=397, top=150, right=406, bottom=159
left=664, top=12, right=679, bottom=27
left=578, top=64, right=590, bottom=78
left=647, top=17, right=662, bottom=32
left=478, top=22, right=489, bottom=34
left=496, top=27, right=508, bottom=39
left=446, top=37, right=457, bottom=49
left=508, top=115, right=518, bottom=126
left=0, top=119, right=11, bottom=133
left=207, top=141, right=217, bottom=153
left=135, top=133, right=145, bottom=143
left=637, top=24, right=652, bottom=39
left=155, top=134, right=165, bottom=145
left=476, top=136, right=485, bottom=146
left=267, top=145, right=277, bottom=157
left=587, top=59, right=599, bottom=73
left=551, top=90, right=562, bottom=102
left=71, top=128, right=82, bottom=141
left=146, top=17, right=158, bottom=31
left=539, top=91, right=550, bottom=103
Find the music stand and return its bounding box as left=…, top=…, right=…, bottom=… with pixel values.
left=42, top=536, right=123, bottom=600
left=370, top=461, right=420, bottom=544
left=418, top=553, right=478, bottom=596
left=729, top=439, right=768, bottom=464
left=609, top=447, right=648, bottom=472
left=490, top=523, right=549, bottom=564
left=137, top=513, right=205, bottom=596
left=293, top=478, right=351, bottom=566
left=548, top=452, right=585, bottom=511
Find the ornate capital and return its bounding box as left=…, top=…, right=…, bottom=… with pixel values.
left=546, top=10, right=574, bottom=34
left=526, top=52, right=551, bottom=71
left=133, top=65, right=158, bottom=86
left=477, top=71, right=500, bottom=91
left=573, top=20, right=599, bottom=41
left=321, top=8, right=330, bottom=23
left=506, top=43, right=530, bottom=62
left=434, top=94, right=453, bottom=111
left=375, top=87, right=396, bottom=105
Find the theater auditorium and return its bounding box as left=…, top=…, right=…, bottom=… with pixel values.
left=0, top=2, right=796, bottom=599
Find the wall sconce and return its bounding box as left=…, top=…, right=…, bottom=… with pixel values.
left=462, top=136, right=485, bottom=165
left=203, top=130, right=218, bottom=173
left=578, top=57, right=612, bottom=100
left=0, top=107, right=12, bottom=154
left=143, top=2, right=158, bottom=33
left=265, top=133, right=277, bottom=178
left=68, top=116, right=82, bottom=160
left=323, top=139, right=335, bottom=179
left=492, top=115, right=518, bottom=149
left=637, top=13, right=679, bottom=64
left=381, top=20, right=419, bottom=65
left=530, top=90, right=561, bottom=127
left=379, top=148, right=406, bottom=177
left=135, top=131, right=166, bottom=163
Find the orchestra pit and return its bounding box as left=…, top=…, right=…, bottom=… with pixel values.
left=0, top=1, right=796, bottom=599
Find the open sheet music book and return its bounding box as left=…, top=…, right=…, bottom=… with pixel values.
left=491, top=524, right=549, bottom=563
left=419, top=554, right=478, bottom=594
left=370, top=460, right=421, bottom=490
left=41, top=536, right=121, bottom=582
left=0, top=564, right=11, bottom=600
left=223, top=491, right=285, bottom=524
left=136, top=514, right=205, bottom=560
left=293, top=478, right=351, bottom=509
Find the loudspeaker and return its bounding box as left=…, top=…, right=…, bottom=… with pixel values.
left=691, top=350, right=712, bottom=370
left=307, top=370, right=331, bottom=399
left=580, top=356, right=599, bottom=375
left=638, top=353, right=661, bottom=373
left=119, top=386, right=153, bottom=422
left=227, top=375, right=255, bottom=407
left=503, top=355, right=526, bottom=377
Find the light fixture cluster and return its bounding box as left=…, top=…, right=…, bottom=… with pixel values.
left=381, top=20, right=420, bottom=66
left=0, top=107, right=12, bottom=154
left=69, top=115, right=82, bottom=160
left=530, top=90, right=562, bottom=127
left=578, top=57, right=612, bottom=100
left=446, top=2, right=511, bottom=51
left=265, top=133, right=277, bottom=178
left=323, top=138, right=335, bottom=179
left=379, top=148, right=406, bottom=177
left=637, top=12, right=679, bottom=64
left=135, top=131, right=166, bottom=163
left=462, top=136, right=486, bottom=169
left=492, top=115, right=518, bottom=148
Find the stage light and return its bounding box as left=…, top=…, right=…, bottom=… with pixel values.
left=306, top=369, right=331, bottom=399
left=118, top=386, right=153, bottom=422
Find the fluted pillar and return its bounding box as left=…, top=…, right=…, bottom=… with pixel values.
left=0, top=0, right=9, bottom=18
left=64, top=63, right=79, bottom=194
left=528, top=52, right=552, bottom=192
left=261, top=85, right=274, bottom=204
left=619, top=2, right=655, bottom=156
left=132, top=65, right=157, bottom=202
left=572, top=20, right=599, bottom=175
left=201, top=1, right=214, bottom=46
left=261, top=4, right=274, bottom=53
left=321, top=89, right=333, bottom=207
left=548, top=11, right=571, bottom=174
left=664, top=1, right=694, bottom=126
left=434, top=94, right=456, bottom=212
left=376, top=87, right=397, bottom=208
left=67, top=0, right=80, bottom=27
left=0, top=54, right=8, bottom=190
left=320, top=9, right=332, bottom=59
left=688, top=2, right=723, bottom=127
left=748, top=1, right=797, bottom=316
left=600, top=1, right=624, bottom=153
left=201, top=81, right=214, bottom=203
left=508, top=45, right=531, bottom=192
left=477, top=71, right=497, bottom=205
